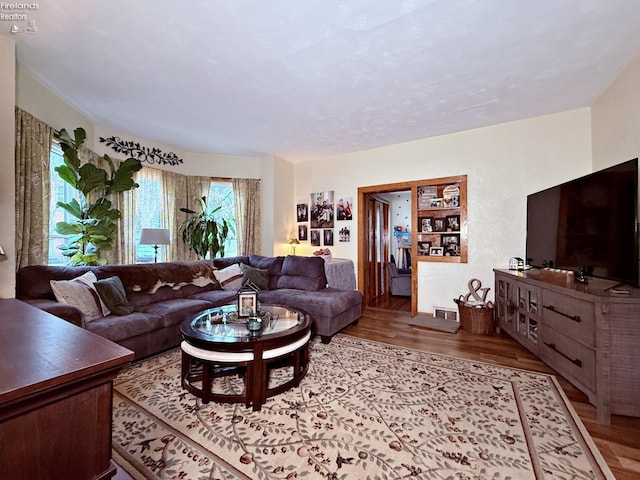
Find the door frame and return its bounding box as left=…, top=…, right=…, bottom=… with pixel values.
left=358, top=181, right=417, bottom=315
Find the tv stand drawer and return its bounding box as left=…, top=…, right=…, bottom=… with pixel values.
left=541, top=290, right=595, bottom=347
left=540, top=326, right=595, bottom=392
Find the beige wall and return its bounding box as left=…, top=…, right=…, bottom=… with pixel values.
left=0, top=37, right=15, bottom=298
left=15, top=67, right=282, bottom=259
left=8, top=52, right=640, bottom=309
left=292, top=109, right=592, bottom=313
left=592, top=54, right=640, bottom=170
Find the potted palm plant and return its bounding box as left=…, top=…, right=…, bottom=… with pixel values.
left=179, top=196, right=234, bottom=259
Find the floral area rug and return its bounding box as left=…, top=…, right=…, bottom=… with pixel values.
left=112, top=334, right=613, bottom=479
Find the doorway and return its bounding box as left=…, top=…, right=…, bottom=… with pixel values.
left=358, top=182, right=415, bottom=315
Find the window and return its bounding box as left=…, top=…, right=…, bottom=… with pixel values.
left=135, top=168, right=164, bottom=263
left=208, top=181, right=237, bottom=257
left=48, top=141, right=79, bottom=265
left=48, top=142, right=238, bottom=263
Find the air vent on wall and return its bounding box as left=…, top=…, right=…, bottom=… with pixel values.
left=433, top=306, right=458, bottom=322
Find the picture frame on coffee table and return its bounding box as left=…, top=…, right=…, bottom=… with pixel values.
left=238, top=291, right=258, bottom=317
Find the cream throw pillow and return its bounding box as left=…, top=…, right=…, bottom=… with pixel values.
left=50, top=271, right=110, bottom=321
left=213, top=263, right=244, bottom=291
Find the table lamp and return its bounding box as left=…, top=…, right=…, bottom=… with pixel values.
left=288, top=238, right=300, bottom=255
left=140, top=228, right=170, bottom=263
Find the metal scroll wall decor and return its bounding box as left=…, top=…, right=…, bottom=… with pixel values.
left=99, top=136, right=184, bottom=166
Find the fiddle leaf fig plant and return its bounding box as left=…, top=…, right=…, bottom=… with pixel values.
left=54, top=127, right=143, bottom=266
left=179, top=196, right=234, bottom=259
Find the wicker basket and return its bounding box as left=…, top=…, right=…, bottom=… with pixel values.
left=455, top=298, right=495, bottom=335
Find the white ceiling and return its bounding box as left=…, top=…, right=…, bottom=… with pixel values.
left=9, top=1, right=640, bottom=161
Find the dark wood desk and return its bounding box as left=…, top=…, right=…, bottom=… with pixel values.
left=0, top=299, right=134, bottom=480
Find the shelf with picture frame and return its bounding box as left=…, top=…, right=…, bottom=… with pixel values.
left=413, top=175, right=467, bottom=263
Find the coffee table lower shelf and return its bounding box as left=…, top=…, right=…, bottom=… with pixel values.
left=180, top=331, right=311, bottom=411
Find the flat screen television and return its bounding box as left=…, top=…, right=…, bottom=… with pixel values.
left=526, top=158, right=639, bottom=286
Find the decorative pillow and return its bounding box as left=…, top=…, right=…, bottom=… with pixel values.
left=94, top=276, right=135, bottom=315
left=50, top=271, right=110, bottom=321
left=240, top=263, right=269, bottom=290
left=213, top=263, right=244, bottom=291
left=276, top=255, right=327, bottom=291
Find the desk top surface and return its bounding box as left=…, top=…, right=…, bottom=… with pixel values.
left=0, top=299, right=134, bottom=404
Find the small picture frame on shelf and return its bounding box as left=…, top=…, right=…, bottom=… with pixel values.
left=419, top=216, right=433, bottom=233
left=441, top=234, right=460, bottom=256
left=442, top=184, right=460, bottom=208
left=429, top=246, right=444, bottom=256
left=433, top=218, right=446, bottom=232
left=417, top=241, right=431, bottom=255
left=429, top=198, right=443, bottom=208
left=445, top=215, right=460, bottom=232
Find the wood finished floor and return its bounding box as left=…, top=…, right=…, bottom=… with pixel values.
left=343, top=307, right=640, bottom=480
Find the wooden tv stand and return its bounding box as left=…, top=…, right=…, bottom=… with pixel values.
left=0, top=299, right=134, bottom=480
left=494, top=268, right=640, bottom=424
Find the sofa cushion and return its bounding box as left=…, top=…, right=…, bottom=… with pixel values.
left=50, top=271, right=110, bottom=321
left=17, top=265, right=95, bottom=301
left=277, top=256, right=326, bottom=291
left=94, top=276, right=135, bottom=315
left=86, top=312, right=165, bottom=342
left=249, top=255, right=284, bottom=289
left=185, top=289, right=238, bottom=306
left=138, top=298, right=214, bottom=328
left=240, top=263, right=269, bottom=290
left=213, top=263, right=244, bottom=291
left=213, top=256, right=250, bottom=269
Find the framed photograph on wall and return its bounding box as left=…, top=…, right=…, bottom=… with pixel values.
left=310, top=190, right=334, bottom=228
left=310, top=229, right=321, bottom=246
left=336, top=197, right=353, bottom=220
left=323, top=229, right=334, bottom=246
left=339, top=225, right=350, bottom=242
left=297, top=203, right=309, bottom=222
left=298, top=224, right=308, bottom=241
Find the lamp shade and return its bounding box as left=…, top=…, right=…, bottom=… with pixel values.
left=140, top=228, right=171, bottom=245
left=288, top=238, right=300, bottom=245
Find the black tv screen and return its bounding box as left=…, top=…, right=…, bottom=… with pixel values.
left=526, top=158, right=638, bottom=286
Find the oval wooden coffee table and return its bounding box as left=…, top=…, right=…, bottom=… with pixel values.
left=180, top=304, right=311, bottom=411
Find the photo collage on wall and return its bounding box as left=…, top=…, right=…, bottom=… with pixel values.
left=297, top=191, right=352, bottom=249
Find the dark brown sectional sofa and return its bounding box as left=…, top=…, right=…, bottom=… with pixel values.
left=16, top=254, right=362, bottom=359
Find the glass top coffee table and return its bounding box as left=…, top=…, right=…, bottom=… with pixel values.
left=180, top=304, right=311, bottom=411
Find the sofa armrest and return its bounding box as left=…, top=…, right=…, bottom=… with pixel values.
left=21, top=299, right=86, bottom=328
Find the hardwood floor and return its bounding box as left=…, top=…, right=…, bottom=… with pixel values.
left=367, top=291, right=411, bottom=312
left=343, top=307, right=640, bottom=480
